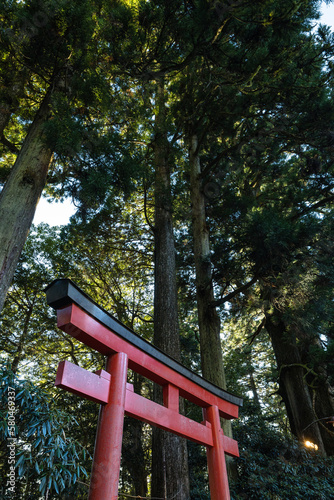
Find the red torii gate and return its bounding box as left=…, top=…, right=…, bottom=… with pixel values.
left=45, top=279, right=243, bottom=500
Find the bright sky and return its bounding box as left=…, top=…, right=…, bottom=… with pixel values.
left=33, top=1, right=334, bottom=227
left=321, top=2, right=334, bottom=27
left=33, top=196, right=76, bottom=226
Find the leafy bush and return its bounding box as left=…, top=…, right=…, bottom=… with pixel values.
left=231, top=413, right=334, bottom=500
left=0, top=362, right=90, bottom=499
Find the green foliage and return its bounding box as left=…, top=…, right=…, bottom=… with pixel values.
left=187, top=442, right=210, bottom=500
left=0, top=224, right=104, bottom=380
left=1, top=219, right=153, bottom=495
left=232, top=415, right=334, bottom=499
left=0, top=362, right=90, bottom=498
left=1, top=0, right=334, bottom=496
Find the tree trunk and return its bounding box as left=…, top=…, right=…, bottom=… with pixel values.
left=0, top=92, right=53, bottom=313
left=265, top=311, right=329, bottom=455
left=151, top=78, right=190, bottom=500
left=124, top=373, right=148, bottom=497
left=313, top=380, right=334, bottom=456
left=299, top=333, right=334, bottom=455
left=189, top=134, right=233, bottom=439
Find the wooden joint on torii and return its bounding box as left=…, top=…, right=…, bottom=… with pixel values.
left=45, top=279, right=243, bottom=500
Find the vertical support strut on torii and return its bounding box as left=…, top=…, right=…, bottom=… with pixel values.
left=45, top=279, right=243, bottom=500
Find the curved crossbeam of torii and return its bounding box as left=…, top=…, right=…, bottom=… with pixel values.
left=45, top=279, right=243, bottom=500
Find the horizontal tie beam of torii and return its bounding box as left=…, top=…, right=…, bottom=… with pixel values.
left=45, top=279, right=243, bottom=500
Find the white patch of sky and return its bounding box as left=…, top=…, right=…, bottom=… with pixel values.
left=33, top=196, right=76, bottom=226
left=33, top=2, right=334, bottom=226
left=320, top=2, right=334, bottom=27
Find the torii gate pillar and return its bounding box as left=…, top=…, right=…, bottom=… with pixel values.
left=88, top=352, right=128, bottom=499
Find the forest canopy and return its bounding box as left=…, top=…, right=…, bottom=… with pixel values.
left=1, top=0, right=334, bottom=498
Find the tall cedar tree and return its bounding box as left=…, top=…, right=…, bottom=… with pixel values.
left=171, top=0, right=334, bottom=455
left=151, top=78, right=190, bottom=500
left=0, top=0, right=104, bottom=312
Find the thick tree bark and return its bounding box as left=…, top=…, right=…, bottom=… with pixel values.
left=299, top=333, right=334, bottom=455
left=189, top=134, right=233, bottom=439
left=265, top=311, right=334, bottom=455
left=0, top=92, right=53, bottom=313
left=151, top=79, right=190, bottom=500
left=313, top=380, right=334, bottom=455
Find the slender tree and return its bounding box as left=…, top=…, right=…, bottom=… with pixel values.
left=151, top=77, right=190, bottom=500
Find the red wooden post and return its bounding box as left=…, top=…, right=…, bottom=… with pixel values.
left=163, top=383, right=179, bottom=412
left=205, top=405, right=231, bottom=500
left=88, top=352, right=128, bottom=500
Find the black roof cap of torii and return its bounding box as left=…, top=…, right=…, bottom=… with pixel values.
left=45, top=278, right=243, bottom=408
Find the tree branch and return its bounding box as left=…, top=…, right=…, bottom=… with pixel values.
left=0, top=134, right=19, bottom=154
left=212, top=276, right=257, bottom=307
left=290, top=194, right=334, bottom=221
left=247, top=317, right=266, bottom=345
